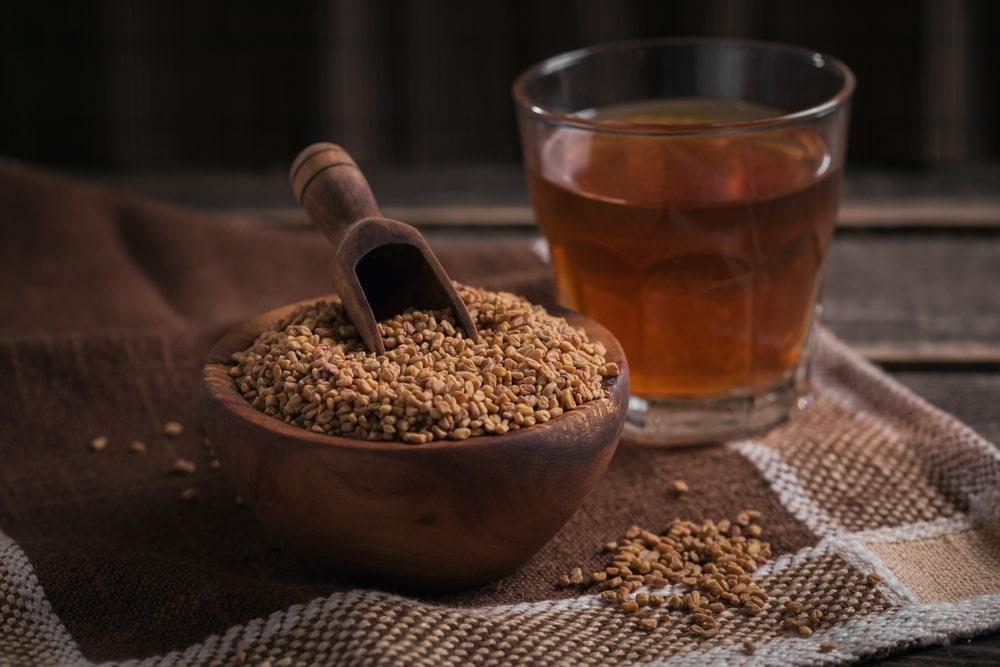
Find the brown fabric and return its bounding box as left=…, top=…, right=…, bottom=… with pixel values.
left=1, top=162, right=999, bottom=665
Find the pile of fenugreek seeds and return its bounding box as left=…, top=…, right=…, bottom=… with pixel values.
left=229, top=284, right=618, bottom=443
left=557, top=501, right=880, bottom=653
left=557, top=511, right=772, bottom=636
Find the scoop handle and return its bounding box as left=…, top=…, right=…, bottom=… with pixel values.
left=290, top=143, right=382, bottom=245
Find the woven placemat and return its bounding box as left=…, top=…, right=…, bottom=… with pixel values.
left=2, top=163, right=999, bottom=665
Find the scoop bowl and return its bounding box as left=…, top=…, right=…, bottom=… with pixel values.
left=201, top=296, right=629, bottom=592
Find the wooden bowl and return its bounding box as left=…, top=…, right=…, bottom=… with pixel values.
left=201, top=296, right=629, bottom=592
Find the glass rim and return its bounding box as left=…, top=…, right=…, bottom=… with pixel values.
left=512, top=37, right=856, bottom=136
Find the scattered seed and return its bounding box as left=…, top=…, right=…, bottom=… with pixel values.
left=208, top=459, right=222, bottom=470
left=163, top=421, right=184, bottom=437
left=129, top=440, right=147, bottom=454
left=809, top=609, right=823, bottom=624
left=671, top=479, right=689, bottom=495
left=785, top=601, right=804, bottom=615
left=180, top=487, right=198, bottom=500
left=89, top=436, right=108, bottom=452
left=171, top=458, right=197, bottom=475
left=621, top=600, right=639, bottom=613
left=797, top=625, right=814, bottom=637
left=820, top=642, right=836, bottom=653
left=639, top=617, right=657, bottom=630
left=743, top=640, right=757, bottom=654
left=591, top=571, right=607, bottom=583
left=866, top=572, right=884, bottom=586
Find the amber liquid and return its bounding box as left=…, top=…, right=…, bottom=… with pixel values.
left=529, top=99, right=841, bottom=398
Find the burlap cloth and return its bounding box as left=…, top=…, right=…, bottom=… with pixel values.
left=1, top=162, right=999, bottom=666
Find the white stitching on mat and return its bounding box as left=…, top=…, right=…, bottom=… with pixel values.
left=728, top=440, right=844, bottom=538
left=848, top=515, right=973, bottom=544
left=641, top=592, right=1000, bottom=667
left=0, top=532, right=90, bottom=667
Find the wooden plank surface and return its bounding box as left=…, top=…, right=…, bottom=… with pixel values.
left=78, top=164, right=1000, bottom=230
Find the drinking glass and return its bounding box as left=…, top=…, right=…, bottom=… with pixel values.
left=513, top=38, right=854, bottom=445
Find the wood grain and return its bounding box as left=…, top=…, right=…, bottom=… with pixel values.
left=201, top=297, right=630, bottom=592
left=289, top=143, right=478, bottom=354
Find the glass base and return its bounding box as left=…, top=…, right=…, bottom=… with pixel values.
left=623, top=372, right=811, bottom=446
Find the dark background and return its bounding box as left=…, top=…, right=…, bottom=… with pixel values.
left=2, top=0, right=999, bottom=170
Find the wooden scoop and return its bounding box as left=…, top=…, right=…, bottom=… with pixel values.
left=290, top=143, right=478, bottom=354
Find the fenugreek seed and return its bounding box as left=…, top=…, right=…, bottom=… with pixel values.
left=782, top=618, right=800, bottom=631
left=601, top=590, right=617, bottom=600
left=690, top=624, right=705, bottom=635
left=591, top=571, right=607, bottom=583
left=735, top=512, right=750, bottom=526
left=621, top=600, right=640, bottom=613
left=671, top=480, right=689, bottom=495
left=809, top=609, right=823, bottom=623
left=209, top=459, right=222, bottom=470
left=797, top=625, right=813, bottom=637
left=171, top=458, right=196, bottom=475
left=180, top=487, right=198, bottom=500
left=866, top=572, right=884, bottom=585
left=744, top=603, right=762, bottom=616
left=650, top=595, right=665, bottom=607
left=635, top=593, right=649, bottom=607
left=129, top=440, right=147, bottom=454
left=668, top=596, right=684, bottom=610
left=89, top=436, right=108, bottom=452
left=747, top=524, right=762, bottom=537
left=639, top=617, right=657, bottom=630
left=557, top=575, right=571, bottom=587
left=743, top=640, right=757, bottom=654
left=701, top=627, right=719, bottom=639
left=820, top=642, right=836, bottom=653
left=785, top=601, right=804, bottom=615
left=708, top=602, right=725, bottom=613
left=163, top=421, right=184, bottom=437
left=691, top=612, right=715, bottom=626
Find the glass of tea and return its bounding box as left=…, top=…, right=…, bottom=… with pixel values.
left=513, top=39, right=854, bottom=445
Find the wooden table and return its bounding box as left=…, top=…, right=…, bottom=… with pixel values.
left=89, top=165, right=1000, bottom=665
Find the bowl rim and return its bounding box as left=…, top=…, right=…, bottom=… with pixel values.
left=202, top=295, right=629, bottom=454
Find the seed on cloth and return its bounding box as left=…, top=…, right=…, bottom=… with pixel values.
left=785, top=601, right=804, bottom=615
left=163, top=421, right=184, bottom=437
left=820, top=642, right=836, bottom=653
left=129, top=441, right=147, bottom=454
left=88, top=436, right=108, bottom=451
left=208, top=459, right=222, bottom=470
left=743, top=640, right=757, bottom=654
left=671, top=479, right=689, bottom=495
left=797, top=624, right=814, bottom=637
left=229, top=284, right=615, bottom=444
left=639, top=617, right=657, bottom=630
left=866, top=572, right=884, bottom=586
left=557, top=511, right=774, bottom=638
left=171, top=458, right=197, bottom=475
left=180, top=487, right=198, bottom=500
